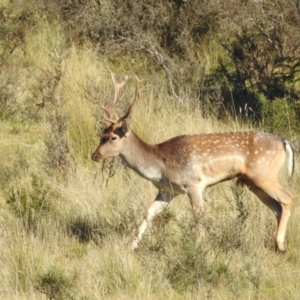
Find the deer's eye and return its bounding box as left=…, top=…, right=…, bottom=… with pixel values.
left=111, top=136, right=117, bottom=141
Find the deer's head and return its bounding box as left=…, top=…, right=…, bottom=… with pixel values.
left=91, top=71, right=141, bottom=162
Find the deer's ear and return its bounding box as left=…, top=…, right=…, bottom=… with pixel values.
left=116, top=119, right=128, bottom=133
left=121, top=120, right=128, bottom=134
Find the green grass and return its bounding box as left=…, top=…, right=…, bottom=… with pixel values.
left=0, top=9, right=300, bottom=300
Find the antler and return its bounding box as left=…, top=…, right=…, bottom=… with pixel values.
left=117, top=75, right=142, bottom=123
left=102, top=70, right=129, bottom=123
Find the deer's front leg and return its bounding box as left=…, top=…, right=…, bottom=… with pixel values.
left=131, top=191, right=175, bottom=250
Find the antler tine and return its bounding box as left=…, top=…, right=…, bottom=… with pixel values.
left=102, top=69, right=129, bottom=121
left=118, top=74, right=142, bottom=122
left=111, top=71, right=129, bottom=103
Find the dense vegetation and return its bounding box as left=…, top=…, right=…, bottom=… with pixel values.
left=0, top=0, right=299, bottom=299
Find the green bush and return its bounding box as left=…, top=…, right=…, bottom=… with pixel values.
left=258, top=94, right=300, bottom=137
left=36, top=266, right=76, bottom=300
left=166, top=218, right=232, bottom=293
left=201, top=22, right=300, bottom=122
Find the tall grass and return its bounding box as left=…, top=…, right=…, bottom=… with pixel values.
left=0, top=12, right=299, bottom=300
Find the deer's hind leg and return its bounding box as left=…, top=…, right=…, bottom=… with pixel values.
left=187, top=184, right=206, bottom=240
left=247, top=180, right=293, bottom=252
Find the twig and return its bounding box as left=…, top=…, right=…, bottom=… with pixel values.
left=118, top=35, right=180, bottom=101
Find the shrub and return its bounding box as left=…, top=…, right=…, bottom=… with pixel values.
left=7, top=174, right=54, bottom=231
left=36, top=266, right=76, bottom=300
left=37, top=54, right=72, bottom=174
left=201, top=4, right=300, bottom=122
left=165, top=185, right=251, bottom=293
left=0, top=3, right=37, bottom=117
left=258, top=94, right=300, bottom=137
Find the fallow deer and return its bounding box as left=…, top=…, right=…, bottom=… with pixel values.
left=92, top=71, right=294, bottom=252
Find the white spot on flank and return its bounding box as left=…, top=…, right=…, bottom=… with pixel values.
left=254, top=151, right=258, bottom=154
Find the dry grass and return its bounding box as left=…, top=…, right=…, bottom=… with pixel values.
left=0, top=13, right=299, bottom=300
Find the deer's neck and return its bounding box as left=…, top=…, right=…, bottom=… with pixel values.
left=119, top=130, right=163, bottom=182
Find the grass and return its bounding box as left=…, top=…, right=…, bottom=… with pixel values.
left=0, top=11, right=300, bottom=300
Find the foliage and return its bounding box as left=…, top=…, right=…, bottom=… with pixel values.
left=201, top=18, right=300, bottom=124
left=165, top=186, right=250, bottom=293
left=166, top=221, right=231, bottom=293
left=37, top=0, right=222, bottom=98
left=0, top=4, right=37, bottom=117
left=6, top=174, right=54, bottom=231
left=36, top=53, right=72, bottom=174
left=0, top=1, right=300, bottom=299
left=258, top=95, right=300, bottom=137
left=67, top=195, right=138, bottom=244
left=0, top=150, right=28, bottom=191
left=36, top=267, right=76, bottom=300
left=0, top=3, right=36, bottom=66
left=1, top=0, right=300, bottom=125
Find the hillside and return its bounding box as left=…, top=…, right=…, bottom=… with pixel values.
left=0, top=1, right=300, bottom=299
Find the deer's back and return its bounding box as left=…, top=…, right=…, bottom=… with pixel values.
left=155, top=131, right=286, bottom=191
